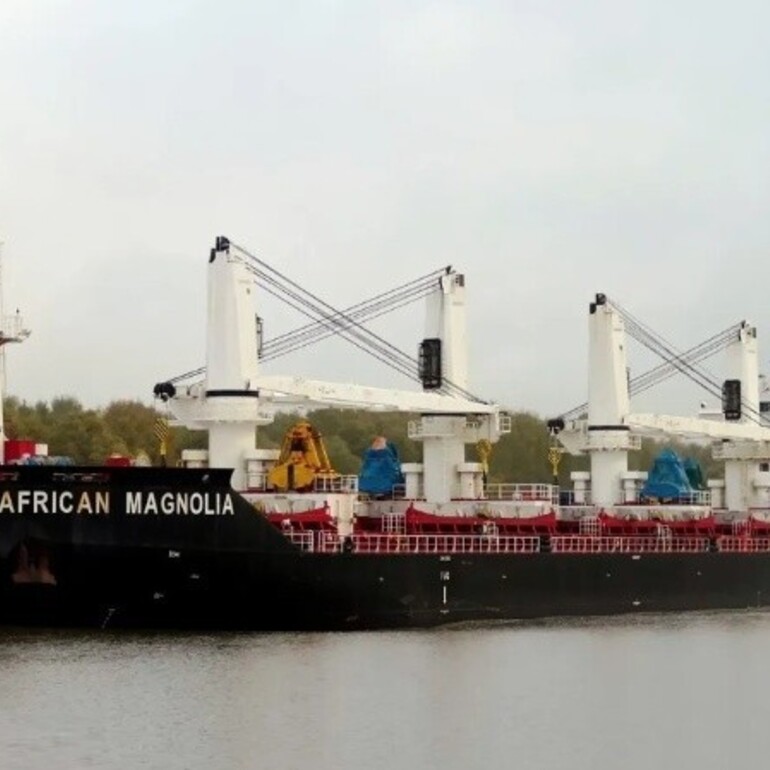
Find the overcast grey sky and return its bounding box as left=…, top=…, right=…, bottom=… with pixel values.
left=1, top=0, right=769, bottom=418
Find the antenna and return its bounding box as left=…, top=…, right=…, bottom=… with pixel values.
left=0, top=242, right=30, bottom=464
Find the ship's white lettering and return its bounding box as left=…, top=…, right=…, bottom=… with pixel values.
left=126, top=492, right=142, bottom=514
left=0, top=489, right=109, bottom=514
left=95, top=492, right=109, bottom=514
left=0, top=489, right=235, bottom=516
left=124, top=492, right=235, bottom=516
left=59, top=491, right=74, bottom=514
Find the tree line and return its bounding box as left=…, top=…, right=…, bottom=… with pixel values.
left=3, top=396, right=722, bottom=485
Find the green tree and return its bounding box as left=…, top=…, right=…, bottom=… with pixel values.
left=0, top=396, right=728, bottom=486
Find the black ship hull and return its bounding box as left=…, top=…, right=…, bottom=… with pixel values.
left=2, top=467, right=770, bottom=631
left=5, top=548, right=770, bottom=631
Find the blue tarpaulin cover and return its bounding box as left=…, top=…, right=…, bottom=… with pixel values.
left=683, top=457, right=706, bottom=490
left=358, top=439, right=404, bottom=496
left=641, top=448, right=694, bottom=500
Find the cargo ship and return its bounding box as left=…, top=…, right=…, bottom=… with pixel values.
left=3, top=236, right=770, bottom=631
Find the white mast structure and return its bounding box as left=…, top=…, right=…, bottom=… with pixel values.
left=584, top=293, right=639, bottom=507
left=557, top=294, right=770, bottom=513
left=162, top=237, right=273, bottom=490
left=0, top=243, right=30, bottom=464
left=409, top=270, right=491, bottom=503
left=161, top=238, right=508, bottom=500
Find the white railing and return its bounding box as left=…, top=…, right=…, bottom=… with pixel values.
left=285, top=530, right=770, bottom=555
left=285, top=532, right=315, bottom=551
left=717, top=537, right=770, bottom=552
left=559, top=491, right=593, bottom=506
left=382, top=512, right=406, bottom=534
left=578, top=517, right=601, bottom=536
left=313, top=475, right=359, bottom=493
left=732, top=520, right=752, bottom=536
left=297, top=532, right=541, bottom=554
left=550, top=536, right=710, bottom=553
left=360, top=534, right=540, bottom=554
left=484, top=483, right=558, bottom=503
left=245, top=475, right=358, bottom=494
left=633, top=491, right=712, bottom=505
left=559, top=490, right=712, bottom=507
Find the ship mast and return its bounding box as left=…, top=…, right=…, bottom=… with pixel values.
left=158, top=237, right=508, bottom=497
left=0, top=243, right=30, bottom=464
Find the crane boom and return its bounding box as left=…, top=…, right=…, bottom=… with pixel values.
left=627, top=413, right=770, bottom=442
left=249, top=375, right=495, bottom=414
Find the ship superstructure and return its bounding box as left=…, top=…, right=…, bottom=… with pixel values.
left=4, top=237, right=770, bottom=630
left=154, top=236, right=511, bottom=529
left=155, top=238, right=770, bottom=562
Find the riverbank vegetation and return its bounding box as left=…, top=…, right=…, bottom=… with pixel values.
left=3, top=397, right=721, bottom=484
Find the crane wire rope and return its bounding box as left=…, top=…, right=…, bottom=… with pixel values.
left=230, top=241, right=487, bottom=403
left=612, top=299, right=766, bottom=426
left=559, top=322, right=742, bottom=421
left=163, top=268, right=445, bottom=384
left=263, top=273, right=441, bottom=360
left=559, top=298, right=765, bottom=427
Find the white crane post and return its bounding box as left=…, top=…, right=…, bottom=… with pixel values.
left=205, top=237, right=262, bottom=489
left=724, top=323, right=761, bottom=512
left=727, top=323, right=760, bottom=420
left=0, top=245, right=29, bottom=465
left=418, top=271, right=470, bottom=503
left=587, top=294, right=633, bottom=507
left=424, top=270, right=469, bottom=391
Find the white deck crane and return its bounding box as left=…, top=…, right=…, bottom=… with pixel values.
left=0, top=245, right=30, bottom=465
left=555, top=294, right=770, bottom=513
left=156, top=237, right=509, bottom=500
